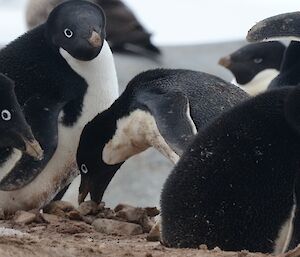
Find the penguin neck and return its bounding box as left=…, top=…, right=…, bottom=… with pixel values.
left=232, top=69, right=279, bottom=96
left=59, top=40, right=119, bottom=113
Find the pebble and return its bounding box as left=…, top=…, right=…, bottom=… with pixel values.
left=43, top=201, right=75, bottom=217
left=78, top=201, right=98, bottom=216
left=92, top=218, right=143, bottom=236
left=13, top=211, right=36, bottom=224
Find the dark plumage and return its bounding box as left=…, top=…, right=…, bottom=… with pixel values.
left=161, top=86, right=300, bottom=253
left=26, top=0, right=160, bottom=57
left=219, top=42, right=285, bottom=95
left=0, top=73, right=43, bottom=160
left=76, top=68, right=248, bottom=204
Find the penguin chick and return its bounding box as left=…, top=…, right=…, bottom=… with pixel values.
left=161, top=86, right=300, bottom=253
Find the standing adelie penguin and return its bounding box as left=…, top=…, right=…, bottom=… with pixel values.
left=0, top=73, right=43, bottom=160
left=0, top=0, right=118, bottom=212
left=26, top=0, right=160, bottom=57
left=247, top=12, right=300, bottom=89
left=161, top=86, right=300, bottom=253
left=76, top=69, right=249, bottom=204
left=219, top=42, right=286, bottom=96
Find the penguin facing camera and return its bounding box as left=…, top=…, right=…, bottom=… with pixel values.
left=0, top=0, right=119, bottom=213
left=219, top=42, right=286, bottom=96
left=26, top=0, right=160, bottom=58
left=76, top=68, right=249, bottom=204
left=0, top=73, right=43, bottom=161
left=247, top=12, right=300, bottom=89
left=161, top=86, right=300, bottom=253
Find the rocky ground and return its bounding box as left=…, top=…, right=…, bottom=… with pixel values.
left=0, top=200, right=298, bottom=257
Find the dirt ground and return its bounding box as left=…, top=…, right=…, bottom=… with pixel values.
left=0, top=218, right=276, bottom=257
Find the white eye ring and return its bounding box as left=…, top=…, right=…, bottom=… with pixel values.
left=1, top=110, right=11, bottom=121
left=81, top=164, right=88, bottom=174
left=254, top=58, right=263, bottom=64
left=64, top=28, right=73, bottom=38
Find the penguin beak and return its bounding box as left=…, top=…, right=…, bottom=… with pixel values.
left=23, top=137, right=44, bottom=161
left=247, top=12, right=300, bottom=42
left=88, top=31, right=102, bottom=48
left=78, top=175, right=90, bottom=204
left=218, top=56, right=232, bottom=68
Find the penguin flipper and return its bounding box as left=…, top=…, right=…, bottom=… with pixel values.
left=137, top=91, right=197, bottom=156
left=0, top=96, right=64, bottom=191
left=247, top=12, right=300, bottom=42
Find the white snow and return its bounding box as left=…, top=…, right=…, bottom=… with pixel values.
left=0, top=227, right=29, bottom=237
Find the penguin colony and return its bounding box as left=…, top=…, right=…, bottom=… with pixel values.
left=0, top=0, right=300, bottom=255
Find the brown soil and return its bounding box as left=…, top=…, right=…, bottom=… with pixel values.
left=0, top=218, right=275, bottom=257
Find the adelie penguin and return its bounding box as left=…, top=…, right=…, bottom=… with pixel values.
left=0, top=73, right=43, bottom=161
left=219, top=42, right=286, bottom=96
left=247, top=12, right=300, bottom=89
left=76, top=68, right=248, bottom=204
left=160, top=86, right=300, bottom=253
left=0, top=0, right=119, bottom=212
left=26, top=0, right=160, bottom=58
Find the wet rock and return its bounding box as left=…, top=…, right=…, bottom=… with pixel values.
left=92, top=218, right=143, bottom=236
left=146, top=222, right=160, bottom=242
left=43, top=201, right=75, bottom=217
left=13, top=211, right=36, bottom=224
left=78, top=201, right=98, bottom=216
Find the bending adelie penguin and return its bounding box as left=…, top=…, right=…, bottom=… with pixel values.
left=219, top=42, right=286, bottom=96
left=247, top=12, right=300, bottom=89
left=0, top=73, right=43, bottom=160
left=26, top=0, right=160, bottom=57
left=0, top=0, right=118, bottom=212
left=160, top=86, right=300, bottom=253
left=76, top=68, right=249, bottom=204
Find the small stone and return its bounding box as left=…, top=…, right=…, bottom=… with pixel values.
left=92, top=218, right=143, bottom=236
left=66, top=210, right=82, bottom=221
left=146, top=222, right=160, bottom=242
left=78, top=201, right=99, bottom=216
left=199, top=244, right=208, bottom=250
left=82, top=215, right=97, bottom=225
left=115, top=204, right=146, bottom=223
left=43, top=201, right=75, bottom=217
left=13, top=211, right=36, bottom=224
left=41, top=213, right=64, bottom=223
left=145, top=207, right=160, bottom=217
left=97, top=202, right=105, bottom=211
left=0, top=208, right=5, bottom=220
left=100, top=208, right=115, bottom=219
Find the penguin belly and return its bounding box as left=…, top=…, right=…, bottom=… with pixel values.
left=0, top=41, right=119, bottom=212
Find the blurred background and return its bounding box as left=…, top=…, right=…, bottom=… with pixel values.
left=0, top=0, right=298, bottom=207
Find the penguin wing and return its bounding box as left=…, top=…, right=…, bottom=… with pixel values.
left=137, top=91, right=197, bottom=156
left=247, top=12, right=300, bottom=42
left=0, top=96, right=64, bottom=191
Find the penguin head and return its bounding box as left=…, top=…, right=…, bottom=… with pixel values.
left=45, top=0, right=106, bottom=61
left=0, top=74, right=43, bottom=160
left=247, top=12, right=300, bottom=43
left=219, top=42, right=285, bottom=85
left=76, top=107, right=124, bottom=204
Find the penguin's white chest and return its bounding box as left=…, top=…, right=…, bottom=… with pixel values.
left=0, top=41, right=119, bottom=212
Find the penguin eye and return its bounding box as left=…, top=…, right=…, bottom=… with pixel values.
left=81, top=164, right=88, bottom=174
left=254, top=58, right=263, bottom=64
left=1, top=110, right=11, bottom=121
left=64, top=28, right=73, bottom=38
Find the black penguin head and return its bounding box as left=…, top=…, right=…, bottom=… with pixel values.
left=45, top=0, right=106, bottom=61
left=0, top=74, right=43, bottom=160
left=247, top=12, right=300, bottom=43
left=76, top=108, right=124, bottom=204
left=219, top=42, right=286, bottom=84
